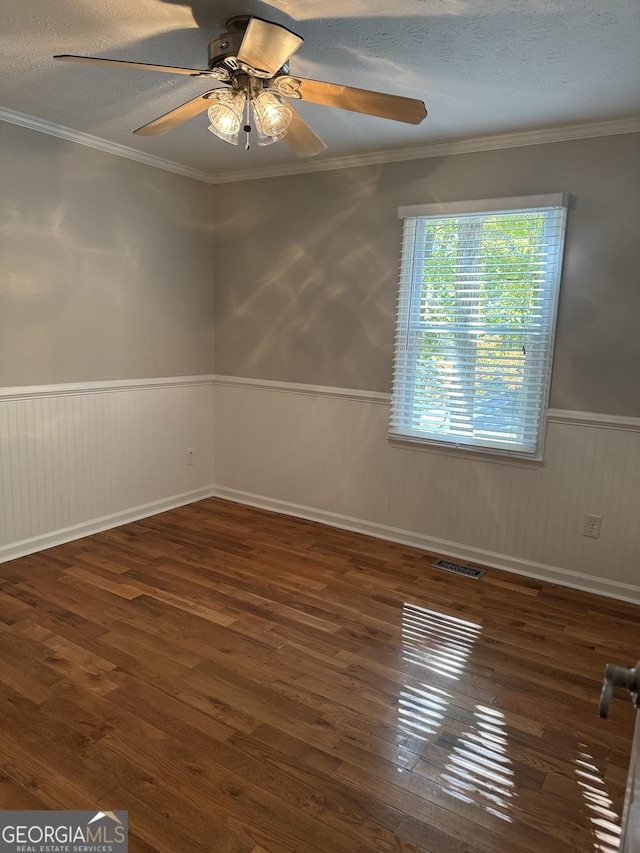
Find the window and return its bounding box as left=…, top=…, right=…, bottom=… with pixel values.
left=390, top=194, right=568, bottom=460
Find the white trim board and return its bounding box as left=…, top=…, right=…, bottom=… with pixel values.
left=3, top=375, right=638, bottom=431
left=0, top=487, right=217, bottom=565
left=548, top=409, right=640, bottom=432
left=0, top=375, right=215, bottom=401
left=210, top=486, right=640, bottom=605
left=212, top=375, right=389, bottom=405
left=0, top=108, right=215, bottom=185
left=2, top=474, right=637, bottom=603
left=212, top=376, right=640, bottom=431
left=398, top=193, right=567, bottom=218
left=2, top=106, right=639, bottom=186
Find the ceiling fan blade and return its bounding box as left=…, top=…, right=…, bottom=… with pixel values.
left=283, top=107, right=327, bottom=158
left=274, top=76, right=427, bottom=125
left=237, top=18, right=303, bottom=77
left=133, top=91, right=219, bottom=136
left=54, top=54, right=219, bottom=78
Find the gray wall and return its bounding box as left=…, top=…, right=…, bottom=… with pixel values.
left=0, top=122, right=215, bottom=386
left=213, top=132, right=640, bottom=416
left=3, top=123, right=638, bottom=417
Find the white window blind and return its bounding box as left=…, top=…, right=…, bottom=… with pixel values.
left=390, top=194, right=568, bottom=460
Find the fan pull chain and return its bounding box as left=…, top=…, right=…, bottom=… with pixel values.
left=244, top=97, right=251, bottom=150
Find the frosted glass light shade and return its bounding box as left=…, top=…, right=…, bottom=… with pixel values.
left=207, top=89, right=245, bottom=145
left=253, top=91, right=292, bottom=140
left=254, top=125, right=288, bottom=147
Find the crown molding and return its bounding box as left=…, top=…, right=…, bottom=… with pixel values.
left=214, top=116, right=640, bottom=183
left=2, top=106, right=639, bottom=186
left=0, top=107, right=220, bottom=185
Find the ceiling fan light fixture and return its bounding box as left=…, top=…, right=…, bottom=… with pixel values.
left=207, top=89, right=246, bottom=145
left=254, top=125, right=288, bottom=147
left=252, top=90, right=292, bottom=140
left=55, top=15, right=427, bottom=156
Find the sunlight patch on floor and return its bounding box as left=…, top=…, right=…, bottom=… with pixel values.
left=400, top=603, right=515, bottom=822
left=576, top=748, right=621, bottom=852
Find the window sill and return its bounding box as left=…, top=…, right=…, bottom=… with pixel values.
left=387, top=434, right=544, bottom=469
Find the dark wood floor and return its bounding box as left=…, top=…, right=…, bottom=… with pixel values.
left=0, top=498, right=638, bottom=852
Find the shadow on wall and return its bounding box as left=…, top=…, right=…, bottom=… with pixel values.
left=211, top=159, right=444, bottom=391
left=0, top=125, right=216, bottom=385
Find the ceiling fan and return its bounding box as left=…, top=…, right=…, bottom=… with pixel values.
left=54, top=16, right=428, bottom=158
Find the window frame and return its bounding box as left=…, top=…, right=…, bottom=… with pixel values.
left=389, top=194, right=569, bottom=462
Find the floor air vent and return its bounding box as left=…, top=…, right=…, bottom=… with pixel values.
left=432, top=559, right=486, bottom=579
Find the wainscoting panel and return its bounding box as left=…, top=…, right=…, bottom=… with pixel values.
left=3, top=374, right=638, bottom=602
left=212, top=378, right=640, bottom=602
left=0, top=377, right=214, bottom=560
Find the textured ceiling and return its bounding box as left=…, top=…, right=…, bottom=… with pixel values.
left=2, top=0, right=640, bottom=179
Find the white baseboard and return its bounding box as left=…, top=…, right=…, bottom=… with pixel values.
left=3, top=482, right=638, bottom=606
left=0, top=487, right=217, bottom=564
left=210, top=486, right=640, bottom=605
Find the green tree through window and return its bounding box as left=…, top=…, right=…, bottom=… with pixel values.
left=391, top=195, right=568, bottom=459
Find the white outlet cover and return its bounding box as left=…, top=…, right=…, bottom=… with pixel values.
left=583, top=514, right=602, bottom=538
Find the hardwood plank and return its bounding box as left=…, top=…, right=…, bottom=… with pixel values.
left=0, top=496, right=637, bottom=853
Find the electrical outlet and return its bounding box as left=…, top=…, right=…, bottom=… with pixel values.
left=186, top=448, right=194, bottom=466
left=583, top=514, right=602, bottom=539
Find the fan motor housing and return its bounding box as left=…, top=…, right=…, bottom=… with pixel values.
left=208, top=17, right=290, bottom=82
left=208, top=31, right=243, bottom=74
left=208, top=16, right=256, bottom=78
